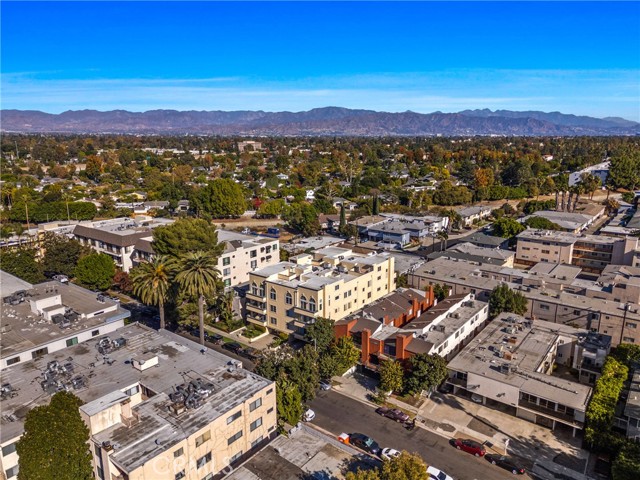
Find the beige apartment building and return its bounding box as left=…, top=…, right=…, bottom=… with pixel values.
left=0, top=325, right=276, bottom=480
left=246, top=247, right=395, bottom=335
left=515, top=229, right=638, bottom=273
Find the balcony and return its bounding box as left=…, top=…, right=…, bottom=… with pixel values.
left=292, top=305, right=318, bottom=316
left=518, top=399, right=582, bottom=427
left=246, top=312, right=267, bottom=324
left=246, top=291, right=266, bottom=301
left=246, top=302, right=267, bottom=315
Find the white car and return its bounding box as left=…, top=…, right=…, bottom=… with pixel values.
left=380, top=448, right=401, bottom=460
left=319, top=379, right=332, bottom=391
left=427, top=465, right=453, bottom=480
left=303, top=409, right=316, bottom=422
left=471, top=393, right=483, bottom=404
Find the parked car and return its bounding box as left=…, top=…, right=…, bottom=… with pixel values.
left=319, top=379, right=332, bottom=391
left=375, top=406, right=410, bottom=423
left=53, top=274, right=69, bottom=283
left=485, top=454, right=525, bottom=475
left=241, top=347, right=262, bottom=361
left=303, top=408, right=316, bottom=422
left=348, top=433, right=381, bottom=456
left=380, top=448, right=401, bottom=460
left=222, top=342, right=244, bottom=355
left=470, top=393, right=483, bottom=404
left=453, top=438, right=486, bottom=457
left=207, top=333, right=224, bottom=345
left=427, top=465, right=454, bottom=480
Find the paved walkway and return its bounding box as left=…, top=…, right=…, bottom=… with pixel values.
left=204, top=323, right=275, bottom=350
left=332, top=373, right=595, bottom=480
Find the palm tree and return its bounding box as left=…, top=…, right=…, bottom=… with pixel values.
left=437, top=230, right=449, bottom=251
left=130, top=255, right=175, bottom=330
left=174, top=251, right=220, bottom=346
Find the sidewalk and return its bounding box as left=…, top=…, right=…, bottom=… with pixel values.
left=332, top=373, right=594, bottom=480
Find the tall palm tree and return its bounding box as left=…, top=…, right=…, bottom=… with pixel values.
left=174, top=251, right=220, bottom=346
left=130, top=255, right=175, bottom=330
left=437, top=230, right=449, bottom=251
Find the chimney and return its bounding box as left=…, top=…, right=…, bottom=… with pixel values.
left=395, top=334, right=412, bottom=361
left=427, top=285, right=435, bottom=307
left=334, top=318, right=357, bottom=339
left=361, top=328, right=371, bottom=365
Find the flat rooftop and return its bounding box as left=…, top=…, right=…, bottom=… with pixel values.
left=1, top=280, right=130, bottom=359
left=517, top=229, right=623, bottom=246
left=0, top=324, right=273, bottom=470
left=0, top=270, right=33, bottom=297
left=448, top=313, right=593, bottom=411
left=521, top=211, right=594, bottom=231
left=226, top=425, right=371, bottom=480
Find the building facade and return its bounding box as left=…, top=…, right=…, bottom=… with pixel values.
left=246, top=247, right=395, bottom=335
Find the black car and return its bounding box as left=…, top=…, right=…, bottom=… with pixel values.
left=348, top=433, right=381, bottom=456
left=240, top=347, right=262, bottom=361
left=222, top=342, right=244, bottom=355
left=485, top=454, right=526, bottom=475
left=206, top=333, right=224, bottom=345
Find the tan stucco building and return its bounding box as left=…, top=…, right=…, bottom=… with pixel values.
left=246, top=247, right=395, bottom=335
left=0, top=325, right=276, bottom=480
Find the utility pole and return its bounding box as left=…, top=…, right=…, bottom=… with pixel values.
left=619, top=303, right=630, bottom=346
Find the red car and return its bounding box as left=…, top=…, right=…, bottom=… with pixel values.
left=453, top=438, right=486, bottom=457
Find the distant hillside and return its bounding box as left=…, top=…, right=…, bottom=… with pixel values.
left=1, top=107, right=638, bottom=136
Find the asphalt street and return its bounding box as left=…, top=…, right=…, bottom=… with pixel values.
left=309, top=390, right=533, bottom=480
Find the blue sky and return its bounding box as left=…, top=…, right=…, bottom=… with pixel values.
left=2, top=1, right=639, bottom=120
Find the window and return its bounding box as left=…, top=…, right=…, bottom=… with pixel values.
left=6, top=356, right=20, bottom=366
left=175, top=471, right=185, bottom=480
left=173, top=447, right=184, bottom=458
left=250, top=250, right=257, bottom=258
left=300, top=295, right=307, bottom=310
left=228, top=430, right=243, bottom=445
left=2, top=442, right=17, bottom=456
left=270, top=317, right=277, bottom=325
left=628, top=323, right=637, bottom=329
left=5, top=466, right=19, bottom=479
left=267, top=407, right=274, bottom=414
left=124, top=385, right=139, bottom=396
left=309, top=298, right=316, bottom=312
left=91, top=329, right=100, bottom=337
left=196, top=452, right=212, bottom=469
left=224, top=279, right=231, bottom=287
left=270, top=288, right=276, bottom=300
left=540, top=304, right=549, bottom=311
left=250, top=417, right=263, bottom=431
left=223, top=257, right=231, bottom=266
left=573, top=310, right=581, bottom=315
left=270, top=305, right=277, bottom=313
left=230, top=451, right=243, bottom=463
left=31, top=347, right=48, bottom=359
left=202, top=474, right=214, bottom=480
left=251, top=260, right=257, bottom=269
left=335, top=285, right=340, bottom=291
left=251, top=436, right=264, bottom=448
left=195, top=431, right=211, bottom=447
left=223, top=268, right=231, bottom=276
left=623, top=337, right=635, bottom=343
left=251, top=282, right=258, bottom=295
left=285, top=292, right=292, bottom=305
left=227, top=411, right=242, bottom=425
left=250, top=398, right=262, bottom=411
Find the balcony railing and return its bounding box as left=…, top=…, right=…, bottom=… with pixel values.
left=518, top=399, right=582, bottom=426
left=246, top=303, right=267, bottom=315
left=246, top=291, right=266, bottom=301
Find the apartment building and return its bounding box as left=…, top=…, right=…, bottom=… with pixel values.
left=408, top=257, right=640, bottom=346
left=616, top=369, right=640, bottom=441
left=447, top=313, right=594, bottom=435
left=73, top=217, right=174, bottom=272
left=458, top=205, right=492, bottom=227
left=515, top=229, right=638, bottom=273
left=585, top=265, right=640, bottom=305
left=336, top=292, right=489, bottom=367
left=427, top=242, right=515, bottom=267
left=0, top=324, right=276, bottom=480
left=246, top=247, right=395, bottom=335
left=519, top=210, right=601, bottom=233
left=216, top=231, right=280, bottom=289
left=1, top=270, right=129, bottom=370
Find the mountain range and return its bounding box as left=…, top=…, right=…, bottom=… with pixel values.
left=1, top=107, right=638, bottom=136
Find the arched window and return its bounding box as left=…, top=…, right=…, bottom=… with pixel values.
left=251, top=282, right=258, bottom=295
left=285, top=292, right=293, bottom=305
left=300, top=295, right=307, bottom=310
left=270, top=288, right=277, bottom=301
left=309, top=298, right=316, bottom=312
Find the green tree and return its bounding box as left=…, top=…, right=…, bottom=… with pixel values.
left=194, top=178, right=246, bottom=217
left=612, top=441, right=640, bottom=480
left=345, top=469, right=381, bottom=480
left=41, top=233, right=91, bottom=277
left=523, top=216, right=561, bottom=230
left=174, top=251, right=220, bottom=345
left=380, top=451, right=429, bottom=480
left=283, top=203, right=320, bottom=236
left=305, top=317, right=335, bottom=354
left=257, top=199, right=286, bottom=218
left=152, top=218, right=223, bottom=258
left=0, top=246, right=44, bottom=283
left=432, top=283, right=449, bottom=302
left=372, top=195, right=380, bottom=215
left=276, top=376, right=303, bottom=426
left=608, top=150, right=640, bottom=191
left=339, top=204, right=347, bottom=233
left=612, top=343, right=640, bottom=369
left=405, top=353, right=448, bottom=396
left=130, top=255, right=175, bottom=330
left=75, top=253, right=115, bottom=291
left=491, top=217, right=525, bottom=238
left=379, top=360, right=404, bottom=394
left=580, top=173, right=602, bottom=200
left=286, top=345, right=321, bottom=403
left=489, top=283, right=528, bottom=317
left=331, top=336, right=361, bottom=375
left=17, top=392, right=93, bottom=480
